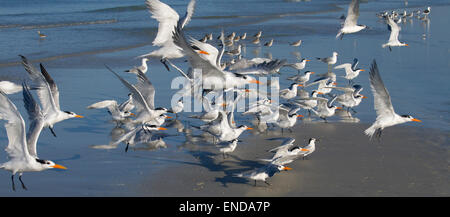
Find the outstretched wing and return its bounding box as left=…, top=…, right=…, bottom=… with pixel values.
left=368, top=60, right=395, bottom=119
left=146, top=0, right=180, bottom=47
left=344, top=0, right=360, bottom=27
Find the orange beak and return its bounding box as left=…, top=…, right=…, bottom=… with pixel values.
left=301, top=148, right=309, bottom=152
left=297, top=84, right=303, bottom=87
left=411, top=118, right=421, bottom=122
left=333, top=82, right=337, bottom=85
left=158, top=127, right=168, bottom=130
left=283, top=166, right=292, bottom=171
left=245, top=89, right=251, bottom=93
left=361, top=94, right=368, bottom=99
left=52, top=164, right=67, bottom=170
left=310, top=71, right=315, bottom=74
left=75, top=115, right=84, bottom=118
left=305, top=59, right=311, bottom=62
left=360, top=69, right=365, bottom=71
left=130, top=113, right=136, bottom=116
left=250, top=79, right=261, bottom=84
left=297, top=114, right=303, bottom=117
left=165, top=116, right=172, bottom=119
left=198, top=50, right=210, bottom=55
left=405, top=44, right=409, bottom=47
left=317, top=92, right=324, bottom=95
left=336, top=107, right=342, bottom=110
left=246, top=127, right=253, bottom=130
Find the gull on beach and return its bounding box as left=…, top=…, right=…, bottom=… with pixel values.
left=218, top=139, right=239, bottom=158
left=336, top=0, right=367, bottom=39
left=292, top=90, right=323, bottom=116
left=138, top=0, right=196, bottom=70
left=364, top=60, right=421, bottom=140
left=274, top=107, right=303, bottom=133
left=0, top=88, right=67, bottom=191
left=382, top=15, right=408, bottom=51
left=326, top=85, right=367, bottom=114
left=310, top=95, right=342, bottom=122
left=316, top=51, right=338, bottom=65
left=125, top=58, right=149, bottom=74
left=20, top=55, right=84, bottom=137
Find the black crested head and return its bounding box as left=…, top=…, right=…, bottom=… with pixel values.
left=401, top=115, right=412, bottom=118
left=35, top=158, right=49, bottom=164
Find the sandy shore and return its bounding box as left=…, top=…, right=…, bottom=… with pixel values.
left=134, top=122, right=449, bottom=197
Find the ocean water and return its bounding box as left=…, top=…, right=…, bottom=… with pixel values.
left=0, top=0, right=448, bottom=196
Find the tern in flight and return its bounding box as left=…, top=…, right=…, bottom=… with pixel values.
left=364, top=60, right=421, bottom=140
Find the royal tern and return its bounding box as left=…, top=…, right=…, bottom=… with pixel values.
left=234, top=163, right=291, bottom=186
left=292, top=90, right=323, bottom=116
left=171, top=99, right=184, bottom=118
left=189, top=95, right=225, bottom=123
left=300, top=138, right=317, bottom=159
left=306, top=77, right=337, bottom=95
left=0, top=89, right=67, bottom=191
left=364, top=60, right=421, bottom=139
left=382, top=15, right=408, bottom=51
left=336, top=0, right=367, bottom=39
left=326, top=85, right=367, bottom=114
left=280, top=83, right=303, bottom=100
left=334, top=58, right=365, bottom=84
left=285, top=58, right=311, bottom=74
left=0, top=81, right=22, bottom=94
left=111, top=124, right=168, bottom=152
left=125, top=58, right=149, bottom=74
left=20, top=55, right=84, bottom=137
left=287, top=71, right=315, bottom=84
left=218, top=139, right=239, bottom=158
left=232, top=59, right=287, bottom=76
left=274, top=107, right=303, bottom=133
left=262, top=138, right=309, bottom=165
left=138, top=0, right=196, bottom=70
left=106, top=66, right=169, bottom=124
left=87, top=99, right=135, bottom=122
left=310, top=95, right=342, bottom=122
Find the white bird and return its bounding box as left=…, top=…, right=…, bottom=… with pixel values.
left=170, top=99, right=184, bottom=118
left=336, top=0, right=367, bottom=39
left=316, top=51, right=338, bottom=72
left=285, top=58, right=311, bottom=74
left=280, top=83, right=303, bottom=100
left=111, top=124, right=168, bottom=152
left=189, top=96, right=226, bottom=123
left=364, top=60, right=421, bottom=139
left=292, top=90, right=323, bottom=116
left=334, top=58, right=365, bottom=84
left=0, top=88, right=67, bottom=191
left=234, top=163, right=291, bottom=186
left=287, top=71, right=315, bottom=84
left=327, top=84, right=367, bottom=114
left=106, top=66, right=169, bottom=124
left=87, top=99, right=135, bottom=121
left=262, top=138, right=309, bottom=165
left=423, top=6, right=431, bottom=17
left=20, top=55, right=84, bottom=137
left=125, top=58, right=149, bottom=74
left=306, top=77, right=337, bottom=95
left=218, top=139, right=239, bottom=158
left=138, top=0, right=196, bottom=71
left=300, top=138, right=317, bottom=159
left=0, top=81, right=22, bottom=94
left=382, top=15, right=408, bottom=51
left=253, top=31, right=262, bottom=38
left=226, top=44, right=242, bottom=56
left=310, top=95, right=342, bottom=122
left=275, top=107, right=303, bottom=134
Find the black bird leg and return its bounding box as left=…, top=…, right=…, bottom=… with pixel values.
left=161, top=58, right=170, bottom=71
left=125, top=143, right=130, bottom=152
left=19, top=175, right=27, bottom=190
left=49, top=126, right=57, bottom=137
left=11, top=175, right=15, bottom=191
left=264, top=181, right=271, bottom=186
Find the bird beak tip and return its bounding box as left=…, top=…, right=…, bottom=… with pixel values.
left=52, top=164, right=67, bottom=170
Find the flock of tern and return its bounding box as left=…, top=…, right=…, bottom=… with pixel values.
left=0, top=0, right=428, bottom=190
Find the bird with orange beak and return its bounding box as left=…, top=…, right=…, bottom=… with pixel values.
left=234, top=163, right=292, bottom=187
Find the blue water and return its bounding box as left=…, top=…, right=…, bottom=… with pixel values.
left=0, top=0, right=448, bottom=196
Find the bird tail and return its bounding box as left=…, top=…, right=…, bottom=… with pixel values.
left=335, top=31, right=343, bottom=39
left=364, top=125, right=376, bottom=139
left=258, top=158, right=273, bottom=162
left=233, top=173, right=244, bottom=178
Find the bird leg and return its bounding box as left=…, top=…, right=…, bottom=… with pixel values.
left=264, top=181, right=272, bottom=186
left=321, top=117, right=328, bottom=123
left=125, top=142, right=130, bottom=152
left=351, top=108, right=357, bottom=114
left=19, top=175, right=27, bottom=190
left=388, top=46, right=392, bottom=52
left=49, top=126, right=57, bottom=137
left=160, top=58, right=171, bottom=72
left=340, top=33, right=344, bottom=40
left=254, top=180, right=257, bottom=187
left=11, top=175, right=15, bottom=191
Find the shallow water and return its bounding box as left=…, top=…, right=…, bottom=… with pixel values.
left=0, top=0, right=448, bottom=196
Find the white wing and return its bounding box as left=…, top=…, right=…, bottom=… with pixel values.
left=368, top=60, right=395, bottom=119
left=22, top=83, right=45, bottom=158
left=344, top=0, right=360, bottom=27
left=0, top=90, right=30, bottom=161
left=135, top=69, right=156, bottom=110
left=146, top=0, right=180, bottom=47
left=386, top=16, right=400, bottom=43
